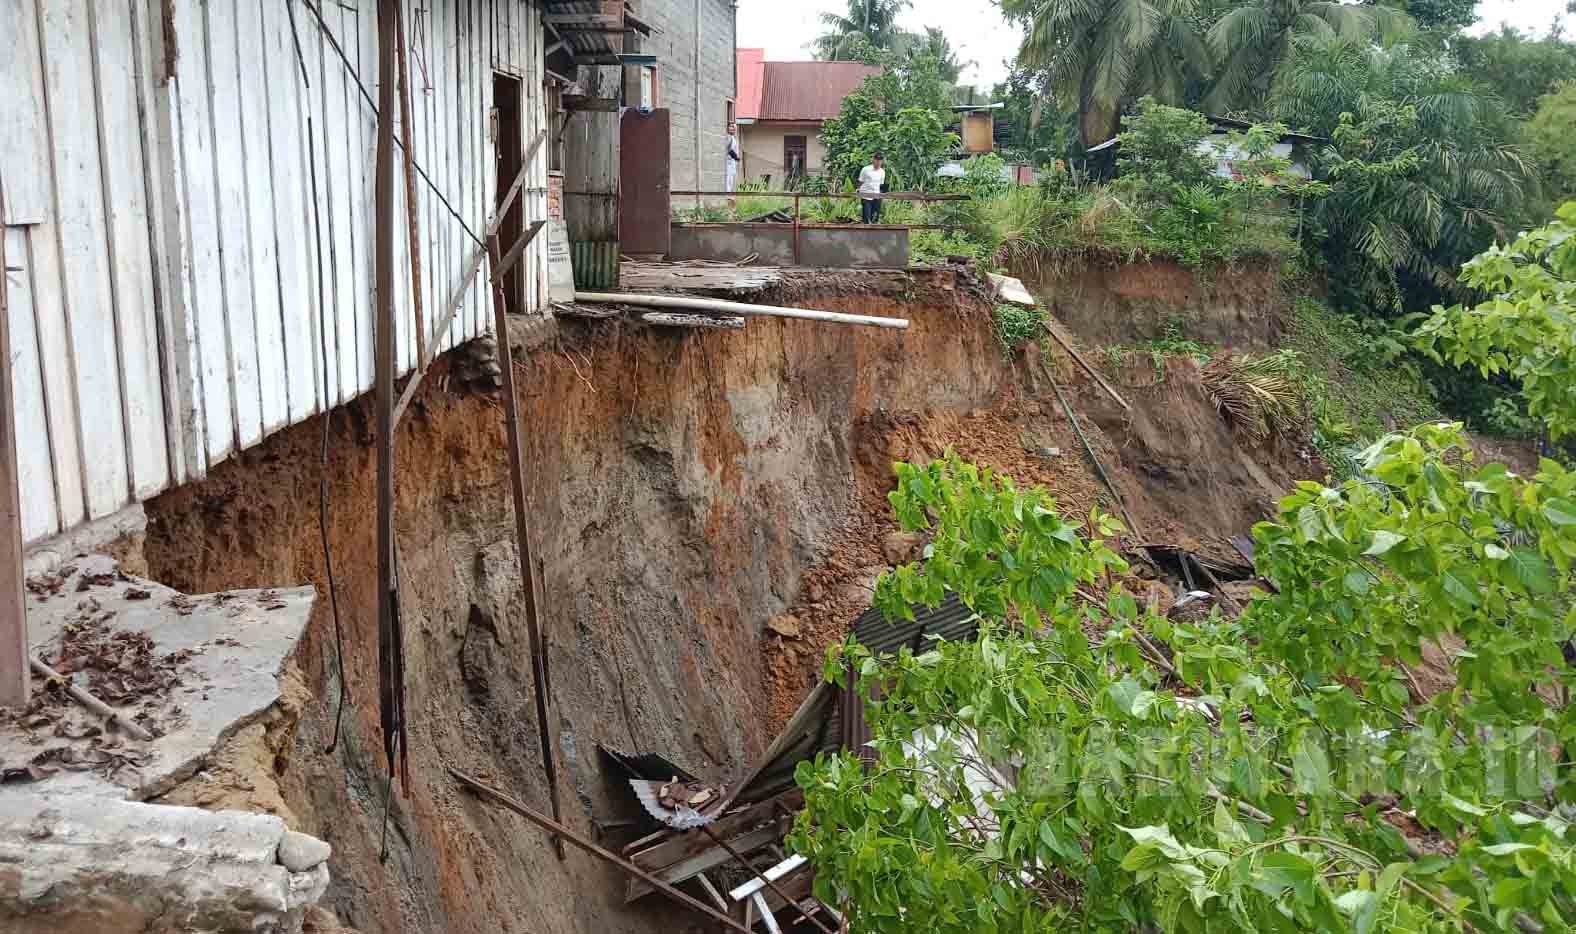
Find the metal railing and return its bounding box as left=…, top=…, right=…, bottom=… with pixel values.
left=668, top=190, right=971, bottom=264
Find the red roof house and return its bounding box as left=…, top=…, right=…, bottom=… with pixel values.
left=733, top=52, right=881, bottom=183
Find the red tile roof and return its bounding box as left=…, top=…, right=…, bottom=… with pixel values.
left=737, top=48, right=765, bottom=120
left=755, top=60, right=882, bottom=122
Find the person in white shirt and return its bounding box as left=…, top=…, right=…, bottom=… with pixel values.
left=858, top=153, right=886, bottom=224
left=725, top=122, right=741, bottom=193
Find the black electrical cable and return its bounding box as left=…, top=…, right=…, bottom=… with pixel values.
left=285, top=0, right=352, bottom=755
left=299, top=0, right=484, bottom=249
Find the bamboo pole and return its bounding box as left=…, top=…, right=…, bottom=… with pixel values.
left=573, top=292, right=909, bottom=329
left=1041, top=322, right=1130, bottom=412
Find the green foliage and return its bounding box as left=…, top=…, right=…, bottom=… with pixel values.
left=814, top=0, right=912, bottom=61
left=1415, top=202, right=1576, bottom=440
left=1002, top=0, right=1209, bottom=146
left=1388, top=0, right=1478, bottom=32
left=1451, top=26, right=1576, bottom=117
left=989, top=69, right=1067, bottom=166
left=1283, top=296, right=1438, bottom=466
left=1116, top=101, right=1216, bottom=192
left=1206, top=0, right=1412, bottom=113
left=1526, top=82, right=1576, bottom=207
left=1274, top=40, right=1536, bottom=314
left=793, top=422, right=1576, bottom=932
left=991, top=303, right=1044, bottom=352
left=821, top=53, right=961, bottom=191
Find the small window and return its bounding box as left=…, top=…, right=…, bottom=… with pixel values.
left=726, top=99, right=736, bottom=126
left=783, top=135, right=808, bottom=179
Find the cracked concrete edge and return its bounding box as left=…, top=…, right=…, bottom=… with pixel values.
left=0, top=793, right=331, bottom=933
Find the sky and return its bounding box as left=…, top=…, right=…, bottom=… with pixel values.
left=736, top=0, right=1572, bottom=92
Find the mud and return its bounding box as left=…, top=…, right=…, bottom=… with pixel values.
left=140, top=266, right=1310, bottom=934
left=1022, top=256, right=1292, bottom=351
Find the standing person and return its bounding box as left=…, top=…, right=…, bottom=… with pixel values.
left=858, top=153, right=886, bottom=224
left=724, top=122, right=741, bottom=194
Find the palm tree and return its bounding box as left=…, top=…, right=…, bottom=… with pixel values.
left=1273, top=37, right=1534, bottom=304
left=1205, top=0, right=1410, bottom=113
left=1006, top=0, right=1211, bottom=147
left=814, top=0, right=912, bottom=60
left=895, top=27, right=975, bottom=84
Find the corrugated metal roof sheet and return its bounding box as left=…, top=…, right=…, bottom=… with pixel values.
left=757, top=61, right=882, bottom=122
left=736, top=48, right=765, bottom=120
left=725, top=591, right=980, bottom=806
left=543, top=0, right=623, bottom=59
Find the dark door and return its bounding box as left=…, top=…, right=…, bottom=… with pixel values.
left=493, top=73, right=525, bottom=314
left=618, top=108, right=671, bottom=257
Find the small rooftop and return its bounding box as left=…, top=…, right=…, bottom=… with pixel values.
left=735, top=54, right=884, bottom=123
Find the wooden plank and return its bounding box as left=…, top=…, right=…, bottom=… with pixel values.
left=306, top=0, right=339, bottom=413
left=354, top=1, right=376, bottom=394
left=42, top=0, right=131, bottom=516
left=322, top=3, right=355, bottom=404
left=543, top=13, right=622, bottom=28
left=92, top=0, right=171, bottom=500
left=235, top=0, right=289, bottom=438
left=1042, top=320, right=1130, bottom=413
left=628, top=793, right=798, bottom=869
left=266, top=0, right=322, bottom=423
left=0, top=201, right=28, bottom=707
left=395, top=3, right=418, bottom=375
left=3, top=230, right=57, bottom=543
left=0, top=0, right=50, bottom=225
left=626, top=821, right=788, bottom=902
left=454, top=0, right=473, bottom=344
left=206, top=0, right=264, bottom=451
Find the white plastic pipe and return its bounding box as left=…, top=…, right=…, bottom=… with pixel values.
left=574, top=291, right=910, bottom=329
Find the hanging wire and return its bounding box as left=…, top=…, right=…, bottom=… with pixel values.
left=285, top=0, right=353, bottom=755
left=299, top=0, right=484, bottom=248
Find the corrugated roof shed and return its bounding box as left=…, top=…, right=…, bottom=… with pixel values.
left=757, top=61, right=883, bottom=122
left=737, top=47, right=765, bottom=120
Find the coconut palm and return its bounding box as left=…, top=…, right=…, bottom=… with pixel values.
left=1006, top=0, right=1211, bottom=147
left=814, top=0, right=912, bottom=60
left=1205, top=0, right=1410, bottom=113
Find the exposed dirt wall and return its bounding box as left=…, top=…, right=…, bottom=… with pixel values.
left=1023, top=255, right=1292, bottom=350
left=141, top=266, right=1313, bottom=934
left=141, top=270, right=1009, bottom=934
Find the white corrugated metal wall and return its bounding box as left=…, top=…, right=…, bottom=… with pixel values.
left=1, top=0, right=548, bottom=546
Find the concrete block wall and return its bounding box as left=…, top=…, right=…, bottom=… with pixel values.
left=636, top=0, right=736, bottom=193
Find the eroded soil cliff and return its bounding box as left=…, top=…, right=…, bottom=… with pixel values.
left=141, top=267, right=1308, bottom=934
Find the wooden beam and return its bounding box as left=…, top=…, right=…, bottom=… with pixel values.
left=543, top=12, right=622, bottom=28
left=0, top=191, right=28, bottom=708
left=373, top=0, right=406, bottom=784
left=390, top=130, right=546, bottom=427
left=627, top=821, right=788, bottom=902
left=449, top=768, right=754, bottom=934
left=488, top=227, right=564, bottom=859
left=562, top=94, right=619, bottom=112
left=492, top=220, right=548, bottom=283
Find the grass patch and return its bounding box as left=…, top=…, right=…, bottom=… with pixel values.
left=992, top=303, right=1044, bottom=353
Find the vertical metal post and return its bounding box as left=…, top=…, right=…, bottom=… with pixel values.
left=396, top=7, right=426, bottom=361
left=374, top=0, right=405, bottom=783
left=0, top=193, right=28, bottom=708
left=791, top=192, right=801, bottom=266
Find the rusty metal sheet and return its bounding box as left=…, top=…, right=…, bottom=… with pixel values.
left=619, top=108, right=671, bottom=256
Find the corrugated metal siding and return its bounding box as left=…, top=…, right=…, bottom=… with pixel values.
left=2, top=0, right=551, bottom=546
left=852, top=591, right=981, bottom=656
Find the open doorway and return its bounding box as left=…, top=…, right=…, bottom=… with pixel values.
left=493, top=72, right=525, bottom=315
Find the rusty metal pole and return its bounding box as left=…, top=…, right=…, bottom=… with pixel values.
left=374, top=0, right=406, bottom=784
left=792, top=192, right=801, bottom=266
left=0, top=193, right=28, bottom=708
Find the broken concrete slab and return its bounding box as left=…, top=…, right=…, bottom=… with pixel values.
left=988, top=272, right=1036, bottom=307
left=2, top=554, right=315, bottom=802
left=0, top=792, right=329, bottom=934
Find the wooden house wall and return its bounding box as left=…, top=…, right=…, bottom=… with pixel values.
left=0, top=0, right=549, bottom=545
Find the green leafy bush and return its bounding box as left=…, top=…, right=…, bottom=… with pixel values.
left=991, top=303, right=1044, bottom=352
